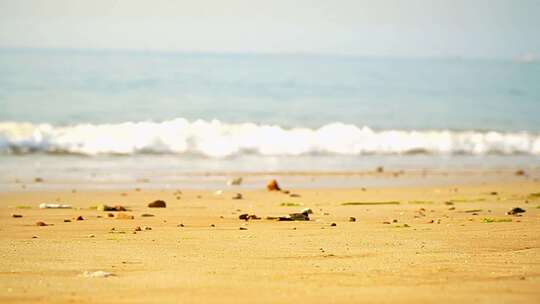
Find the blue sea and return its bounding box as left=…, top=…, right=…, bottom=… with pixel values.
left=0, top=48, right=539, bottom=188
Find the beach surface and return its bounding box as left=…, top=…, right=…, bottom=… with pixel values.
left=1, top=174, right=539, bottom=303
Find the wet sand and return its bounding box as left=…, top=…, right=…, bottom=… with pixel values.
left=1, top=179, right=540, bottom=303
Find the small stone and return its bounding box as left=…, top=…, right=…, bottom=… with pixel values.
left=239, top=227, right=248, bottom=230
left=210, top=224, right=215, bottom=227
left=301, top=208, right=313, bottom=215
left=232, top=193, right=243, bottom=200
left=76, top=216, right=84, bottom=221
left=227, top=177, right=243, bottom=186
left=392, top=219, right=398, bottom=223
left=34, top=177, right=44, bottom=183
left=148, top=200, right=166, bottom=208
left=36, top=221, right=48, bottom=226
left=64, top=219, right=71, bottom=222
left=382, top=221, right=391, bottom=224
left=88, top=234, right=95, bottom=238
left=376, top=166, right=384, bottom=173
left=177, top=223, right=184, bottom=227
left=490, top=191, right=498, bottom=195
left=115, top=213, right=134, bottom=220
left=97, top=204, right=127, bottom=212
left=289, top=193, right=301, bottom=197
left=330, top=223, right=337, bottom=227
left=143, top=226, right=152, bottom=231
left=11, top=214, right=23, bottom=218
left=32, top=235, right=38, bottom=238
left=289, top=213, right=310, bottom=221
left=107, top=213, right=114, bottom=218
left=83, top=271, right=114, bottom=278
left=507, top=207, right=526, bottom=216
left=134, top=226, right=142, bottom=231
left=141, top=213, right=154, bottom=217
left=349, top=217, right=356, bottom=222
left=515, top=169, right=526, bottom=176
left=266, top=179, right=281, bottom=191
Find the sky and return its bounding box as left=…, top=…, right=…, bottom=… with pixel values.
left=0, top=0, right=539, bottom=58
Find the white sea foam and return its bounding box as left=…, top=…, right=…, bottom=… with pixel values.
left=0, top=118, right=539, bottom=157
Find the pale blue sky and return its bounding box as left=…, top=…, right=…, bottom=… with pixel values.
left=0, top=0, right=539, bottom=58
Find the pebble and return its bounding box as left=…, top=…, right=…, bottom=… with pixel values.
left=232, top=193, right=243, bottom=200
left=107, top=213, right=114, bottom=218
left=148, top=200, right=166, bottom=208
left=266, top=179, right=281, bottom=191
left=239, top=227, right=248, bottom=230
left=35, top=221, right=48, bottom=226
left=134, top=226, right=142, bottom=232
left=349, top=217, right=356, bottom=222
left=301, top=208, right=313, bottom=215
left=227, top=177, right=243, bottom=186
left=141, top=213, right=154, bottom=217
left=64, top=219, right=71, bottom=222
left=210, top=224, right=215, bottom=227
left=11, top=214, right=23, bottom=218
left=177, top=223, right=185, bottom=227
left=88, top=234, right=95, bottom=238
left=507, top=207, right=526, bottom=216
left=82, top=271, right=114, bottom=278
left=97, top=204, right=127, bottom=212
left=76, top=216, right=84, bottom=221
left=330, top=223, right=337, bottom=227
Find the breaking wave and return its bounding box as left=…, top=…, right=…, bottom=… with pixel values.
left=1, top=118, right=539, bottom=157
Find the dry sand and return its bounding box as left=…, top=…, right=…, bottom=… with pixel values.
left=1, top=178, right=539, bottom=303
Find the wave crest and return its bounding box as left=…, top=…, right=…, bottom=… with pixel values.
left=1, top=118, right=539, bottom=157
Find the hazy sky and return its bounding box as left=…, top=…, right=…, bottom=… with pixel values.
left=0, top=0, right=539, bottom=58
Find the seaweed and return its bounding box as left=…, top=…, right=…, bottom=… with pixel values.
left=482, top=217, right=512, bottom=223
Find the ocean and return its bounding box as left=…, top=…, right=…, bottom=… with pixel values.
left=1, top=49, right=539, bottom=188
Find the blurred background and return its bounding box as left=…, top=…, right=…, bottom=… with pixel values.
left=0, top=0, right=539, bottom=189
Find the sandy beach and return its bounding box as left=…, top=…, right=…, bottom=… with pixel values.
left=1, top=173, right=539, bottom=303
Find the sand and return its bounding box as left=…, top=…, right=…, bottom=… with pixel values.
left=1, top=177, right=539, bottom=303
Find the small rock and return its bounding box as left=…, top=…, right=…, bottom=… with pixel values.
left=507, top=207, right=526, bottom=216
left=64, top=219, right=71, bottom=222
left=115, top=213, right=134, bottom=220
left=282, top=190, right=290, bottom=194
left=382, top=221, right=391, bottom=224
left=288, top=213, right=310, bottom=221
left=232, top=193, right=243, bottom=200
left=107, top=213, right=114, bottom=218
left=301, top=208, right=313, bottom=215
left=349, top=217, right=356, bottom=222
left=148, top=200, right=166, bottom=208
left=490, top=191, right=498, bottom=195
left=177, top=223, right=184, bottom=227
left=36, top=221, right=48, bottom=226
left=515, top=169, right=526, bottom=176
left=267, top=179, right=281, bottom=191
left=239, top=227, right=248, bottom=230
left=34, top=177, right=44, bottom=183
left=330, top=223, right=337, bottom=227
left=141, top=213, right=154, bottom=217
left=83, top=271, right=114, bottom=278
left=76, top=216, right=84, bottom=221
left=11, top=214, right=23, bottom=218
left=143, top=226, right=152, bottom=231
left=376, top=166, right=384, bottom=173
left=39, top=203, right=72, bottom=209
left=134, top=226, right=142, bottom=231
left=227, top=177, right=243, bottom=186
left=97, top=204, right=127, bottom=212
left=88, top=234, right=95, bottom=238
left=32, top=235, right=38, bottom=238
left=289, top=193, right=301, bottom=198
left=210, top=224, right=215, bottom=227
left=392, top=219, right=398, bottom=223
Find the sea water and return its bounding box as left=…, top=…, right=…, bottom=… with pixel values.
left=1, top=49, right=539, bottom=188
